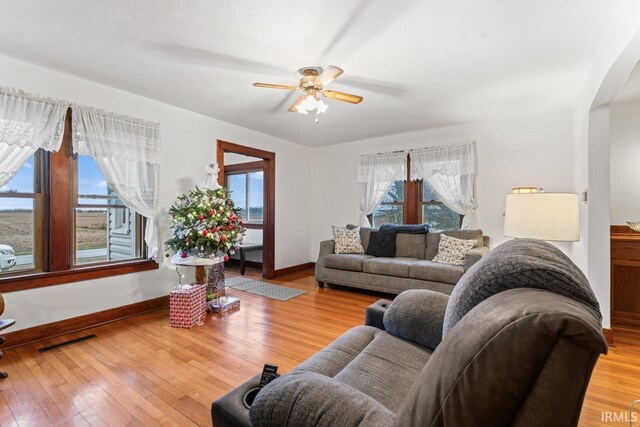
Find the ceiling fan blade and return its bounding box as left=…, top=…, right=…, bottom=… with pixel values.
left=288, top=95, right=307, bottom=112
left=315, top=66, right=344, bottom=87
left=253, top=83, right=298, bottom=90
left=322, top=90, right=363, bottom=104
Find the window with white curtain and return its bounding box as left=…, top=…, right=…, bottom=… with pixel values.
left=0, top=88, right=160, bottom=290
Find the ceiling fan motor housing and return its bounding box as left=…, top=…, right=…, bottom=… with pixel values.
left=299, top=67, right=324, bottom=89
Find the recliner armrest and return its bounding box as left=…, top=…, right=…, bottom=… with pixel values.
left=249, top=372, right=393, bottom=427
left=365, top=299, right=392, bottom=330
left=383, top=289, right=449, bottom=350
left=464, top=246, right=490, bottom=271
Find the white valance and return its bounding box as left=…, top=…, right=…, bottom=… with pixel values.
left=410, top=143, right=475, bottom=179
left=0, top=88, right=68, bottom=187
left=72, top=104, right=161, bottom=164
left=357, top=151, right=408, bottom=183
left=72, top=106, right=161, bottom=258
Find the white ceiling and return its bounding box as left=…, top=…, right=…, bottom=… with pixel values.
left=0, top=0, right=620, bottom=146
left=614, top=60, right=640, bottom=104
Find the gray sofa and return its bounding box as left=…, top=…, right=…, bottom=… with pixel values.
left=315, top=228, right=490, bottom=295
left=212, top=239, right=606, bottom=427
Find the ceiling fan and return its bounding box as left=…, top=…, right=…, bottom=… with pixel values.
left=253, top=66, right=363, bottom=120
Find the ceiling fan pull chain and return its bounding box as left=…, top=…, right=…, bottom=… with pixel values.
left=315, top=109, right=320, bottom=124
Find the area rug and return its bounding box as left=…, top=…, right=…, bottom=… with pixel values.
left=225, top=276, right=307, bottom=301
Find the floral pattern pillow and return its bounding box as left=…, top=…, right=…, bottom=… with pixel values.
left=432, top=233, right=476, bottom=265
left=332, top=226, right=365, bottom=254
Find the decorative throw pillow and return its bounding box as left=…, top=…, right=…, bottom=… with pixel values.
left=365, top=230, right=396, bottom=257
left=432, top=234, right=476, bottom=265
left=331, top=226, right=365, bottom=254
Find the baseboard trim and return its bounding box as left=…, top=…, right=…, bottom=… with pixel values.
left=1, top=295, right=169, bottom=350
left=226, top=259, right=263, bottom=269
left=603, top=328, right=614, bottom=346
left=274, top=262, right=315, bottom=278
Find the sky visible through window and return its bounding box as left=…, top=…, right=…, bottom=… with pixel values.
left=227, top=171, right=263, bottom=221
left=0, top=155, right=108, bottom=210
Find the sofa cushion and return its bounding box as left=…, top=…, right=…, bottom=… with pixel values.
left=395, top=233, right=427, bottom=259
left=409, top=260, right=464, bottom=284
left=324, top=254, right=374, bottom=272
left=363, top=257, right=417, bottom=277
left=365, top=230, right=396, bottom=257
left=425, top=229, right=483, bottom=260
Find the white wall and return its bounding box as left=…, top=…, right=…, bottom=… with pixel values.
left=0, top=54, right=312, bottom=332
left=571, top=0, right=640, bottom=329
left=610, top=99, right=640, bottom=224
left=310, top=110, right=575, bottom=261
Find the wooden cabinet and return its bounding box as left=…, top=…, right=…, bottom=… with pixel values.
left=611, top=225, right=640, bottom=329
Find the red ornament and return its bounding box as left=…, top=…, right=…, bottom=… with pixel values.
left=224, top=255, right=230, bottom=262
left=212, top=226, right=218, bottom=232
left=220, top=235, right=226, bottom=242
left=209, top=210, right=215, bottom=217
left=228, top=224, right=234, bottom=230
left=198, top=214, right=205, bottom=220
left=239, top=220, right=243, bottom=225
left=202, top=229, right=209, bottom=236
left=180, top=252, right=188, bottom=258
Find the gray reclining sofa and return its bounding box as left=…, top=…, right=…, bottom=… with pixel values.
left=212, top=239, right=606, bottom=427
left=315, top=227, right=490, bottom=295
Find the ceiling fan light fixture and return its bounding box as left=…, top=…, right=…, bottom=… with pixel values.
left=316, top=99, right=329, bottom=114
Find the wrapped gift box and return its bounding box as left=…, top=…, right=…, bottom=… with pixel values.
left=170, top=284, right=207, bottom=328
left=208, top=296, right=240, bottom=314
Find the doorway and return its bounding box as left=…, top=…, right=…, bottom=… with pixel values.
left=217, top=140, right=275, bottom=279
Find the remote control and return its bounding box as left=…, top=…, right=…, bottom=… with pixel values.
left=265, top=373, right=280, bottom=386
left=259, top=363, right=278, bottom=389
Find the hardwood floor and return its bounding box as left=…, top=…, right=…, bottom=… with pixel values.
left=0, top=266, right=639, bottom=426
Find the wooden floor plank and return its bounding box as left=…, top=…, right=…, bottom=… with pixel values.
left=0, top=266, right=638, bottom=426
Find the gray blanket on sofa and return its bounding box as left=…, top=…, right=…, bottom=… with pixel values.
left=443, top=238, right=601, bottom=334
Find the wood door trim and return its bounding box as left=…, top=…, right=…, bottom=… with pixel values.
left=217, top=140, right=275, bottom=279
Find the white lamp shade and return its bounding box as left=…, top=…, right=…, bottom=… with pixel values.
left=504, top=193, right=580, bottom=241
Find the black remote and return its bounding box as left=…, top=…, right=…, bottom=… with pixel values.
left=265, top=373, right=280, bottom=386
left=259, top=363, right=278, bottom=389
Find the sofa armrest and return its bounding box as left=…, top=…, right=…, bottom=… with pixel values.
left=316, top=240, right=335, bottom=266
left=365, top=299, right=392, bottom=330
left=464, top=246, right=490, bottom=271
left=249, top=372, right=393, bottom=427
left=383, top=290, right=449, bottom=350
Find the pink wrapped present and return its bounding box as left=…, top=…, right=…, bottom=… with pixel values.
left=170, top=284, right=206, bottom=328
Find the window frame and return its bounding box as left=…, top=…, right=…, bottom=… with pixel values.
left=223, top=160, right=265, bottom=230
left=0, top=108, right=157, bottom=293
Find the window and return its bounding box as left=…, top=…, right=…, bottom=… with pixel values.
left=226, top=169, right=264, bottom=224
left=418, top=181, right=463, bottom=230
left=0, top=109, right=156, bottom=291
left=370, top=157, right=462, bottom=229
left=75, top=156, right=142, bottom=265
left=372, top=180, right=404, bottom=226
left=0, top=152, right=45, bottom=274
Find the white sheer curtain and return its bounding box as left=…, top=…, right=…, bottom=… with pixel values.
left=410, top=143, right=479, bottom=229
left=0, top=88, right=68, bottom=187
left=72, top=105, right=161, bottom=258
left=357, top=152, right=408, bottom=227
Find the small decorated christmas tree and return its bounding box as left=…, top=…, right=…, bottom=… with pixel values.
left=166, top=186, right=245, bottom=261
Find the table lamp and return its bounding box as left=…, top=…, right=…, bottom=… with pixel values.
left=504, top=189, right=580, bottom=242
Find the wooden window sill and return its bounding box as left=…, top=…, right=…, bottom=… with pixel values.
left=0, top=260, right=159, bottom=293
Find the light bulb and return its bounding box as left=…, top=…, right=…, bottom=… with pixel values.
left=316, top=100, right=329, bottom=114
